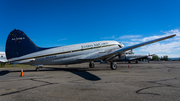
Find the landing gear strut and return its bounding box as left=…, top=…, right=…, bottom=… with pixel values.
left=110, top=62, right=117, bottom=70
left=89, top=61, right=95, bottom=68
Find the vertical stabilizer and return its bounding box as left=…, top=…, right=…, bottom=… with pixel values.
left=6, top=29, right=39, bottom=59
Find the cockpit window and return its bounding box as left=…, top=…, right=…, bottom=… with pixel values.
left=118, top=45, right=122, bottom=48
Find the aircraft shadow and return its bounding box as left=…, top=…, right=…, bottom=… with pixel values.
left=42, top=67, right=101, bottom=81
left=0, top=67, right=101, bottom=81
left=0, top=70, right=10, bottom=76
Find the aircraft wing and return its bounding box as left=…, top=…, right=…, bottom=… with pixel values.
left=81, top=34, right=176, bottom=61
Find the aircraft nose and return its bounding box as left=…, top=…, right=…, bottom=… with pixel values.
left=121, top=44, right=124, bottom=48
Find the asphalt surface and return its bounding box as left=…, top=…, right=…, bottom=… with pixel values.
left=0, top=61, right=180, bottom=101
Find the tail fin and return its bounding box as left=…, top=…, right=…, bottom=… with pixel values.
left=6, top=29, right=39, bottom=59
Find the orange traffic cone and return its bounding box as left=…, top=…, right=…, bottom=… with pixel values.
left=128, top=65, right=130, bottom=68
left=20, top=69, right=23, bottom=77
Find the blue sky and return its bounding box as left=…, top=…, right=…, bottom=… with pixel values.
left=1, top=0, right=180, bottom=57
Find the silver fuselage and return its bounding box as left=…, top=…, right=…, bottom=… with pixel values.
left=11, top=41, right=122, bottom=65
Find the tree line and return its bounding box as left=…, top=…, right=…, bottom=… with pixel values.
left=152, top=55, right=169, bottom=61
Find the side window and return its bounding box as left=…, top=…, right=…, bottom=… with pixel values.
left=1, top=55, right=3, bottom=58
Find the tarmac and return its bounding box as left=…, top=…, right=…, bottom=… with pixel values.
left=0, top=61, right=180, bottom=101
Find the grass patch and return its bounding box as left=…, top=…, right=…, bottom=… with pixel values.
left=0, top=63, right=36, bottom=68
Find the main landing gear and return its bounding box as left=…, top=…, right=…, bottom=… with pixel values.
left=89, top=61, right=117, bottom=70
left=35, top=66, right=43, bottom=71
left=110, top=62, right=117, bottom=70
left=89, top=61, right=95, bottom=68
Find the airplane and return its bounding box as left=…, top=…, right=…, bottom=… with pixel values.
left=95, top=52, right=154, bottom=63
left=5, top=29, right=176, bottom=70
left=0, top=52, right=7, bottom=66
left=117, top=54, right=155, bottom=63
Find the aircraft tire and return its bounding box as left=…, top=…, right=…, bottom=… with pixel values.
left=110, top=62, right=117, bottom=70
left=89, top=62, right=95, bottom=68
left=35, top=67, right=39, bottom=71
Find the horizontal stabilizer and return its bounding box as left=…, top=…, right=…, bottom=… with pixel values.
left=11, top=59, right=35, bottom=64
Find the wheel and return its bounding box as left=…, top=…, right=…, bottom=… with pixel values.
left=110, top=62, right=117, bottom=70
left=128, top=61, right=131, bottom=63
left=35, top=66, right=43, bottom=71
left=35, top=67, right=39, bottom=71
left=89, top=62, right=95, bottom=68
